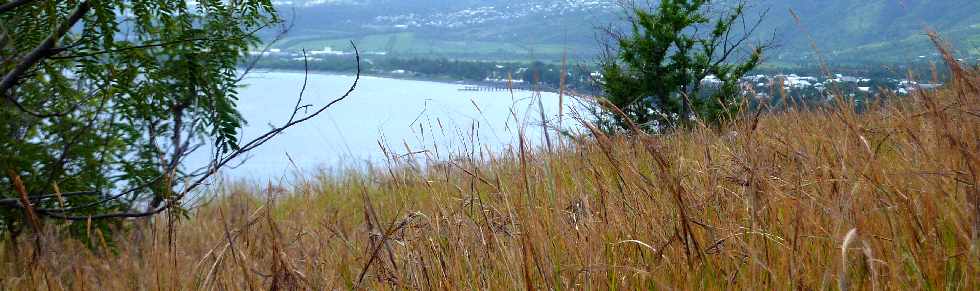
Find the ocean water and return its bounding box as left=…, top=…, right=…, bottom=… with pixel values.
left=186, top=71, right=580, bottom=179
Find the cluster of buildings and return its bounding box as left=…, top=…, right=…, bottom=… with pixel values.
left=695, top=73, right=944, bottom=100
left=249, top=46, right=387, bottom=62
left=249, top=46, right=949, bottom=100
left=373, top=0, right=616, bottom=29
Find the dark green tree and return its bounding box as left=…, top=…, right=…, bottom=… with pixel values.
left=0, top=0, right=359, bottom=242
left=598, top=0, right=767, bottom=133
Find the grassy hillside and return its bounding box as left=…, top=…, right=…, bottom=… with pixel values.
left=278, top=32, right=586, bottom=60
left=273, top=0, right=980, bottom=63
left=759, top=0, right=980, bottom=62
left=1, top=46, right=977, bottom=289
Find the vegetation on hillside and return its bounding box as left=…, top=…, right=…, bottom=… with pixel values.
left=0, top=0, right=276, bottom=236
left=255, top=56, right=598, bottom=92
left=0, top=0, right=359, bottom=242
left=598, top=0, right=766, bottom=132
left=274, top=0, right=980, bottom=63
left=1, top=0, right=977, bottom=289
left=1, top=41, right=976, bottom=289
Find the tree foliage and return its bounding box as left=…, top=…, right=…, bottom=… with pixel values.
left=0, top=0, right=278, bottom=237
left=598, top=0, right=766, bottom=133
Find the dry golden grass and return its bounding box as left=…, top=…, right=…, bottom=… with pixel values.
left=2, top=54, right=979, bottom=290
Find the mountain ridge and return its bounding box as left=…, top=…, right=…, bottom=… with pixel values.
left=271, top=0, right=980, bottom=63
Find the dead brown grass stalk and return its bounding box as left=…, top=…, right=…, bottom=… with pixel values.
left=1, top=45, right=978, bottom=290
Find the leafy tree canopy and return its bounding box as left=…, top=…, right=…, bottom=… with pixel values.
left=598, top=0, right=765, bottom=133
left=0, top=0, right=278, bottom=239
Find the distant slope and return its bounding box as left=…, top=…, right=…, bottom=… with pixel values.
left=271, top=0, right=980, bottom=63
left=756, top=0, right=980, bottom=62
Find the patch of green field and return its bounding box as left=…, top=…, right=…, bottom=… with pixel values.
left=277, top=32, right=586, bottom=60
left=827, top=24, right=980, bottom=62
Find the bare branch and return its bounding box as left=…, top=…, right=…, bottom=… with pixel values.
left=35, top=175, right=163, bottom=213
left=0, top=191, right=101, bottom=207
left=0, top=174, right=163, bottom=213
left=49, top=37, right=212, bottom=60
left=1, top=1, right=91, bottom=100
left=51, top=23, right=271, bottom=62
left=237, top=16, right=294, bottom=83
left=41, top=41, right=362, bottom=221
left=0, top=0, right=37, bottom=14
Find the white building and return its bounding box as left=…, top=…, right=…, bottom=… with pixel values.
left=309, top=46, right=349, bottom=55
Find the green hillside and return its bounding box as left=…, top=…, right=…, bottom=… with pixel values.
left=273, top=0, right=980, bottom=63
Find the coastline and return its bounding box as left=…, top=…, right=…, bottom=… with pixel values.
left=241, top=66, right=563, bottom=93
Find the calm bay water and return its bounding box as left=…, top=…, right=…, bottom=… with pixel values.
left=188, top=71, right=576, bottom=179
